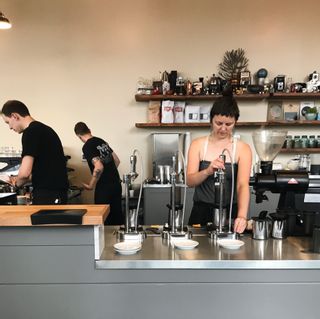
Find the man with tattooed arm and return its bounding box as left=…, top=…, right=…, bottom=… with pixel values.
left=74, top=122, right=123, bottom=225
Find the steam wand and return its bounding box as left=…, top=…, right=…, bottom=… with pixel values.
left=170, top=155, right=177, bottom=234
left=217, top=153, right=226, bottom=234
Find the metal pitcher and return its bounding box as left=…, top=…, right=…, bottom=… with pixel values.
left=272, top=219, right=287, bottom=239
left=252, top=217, right=272, bottom=240
left=270, top=212, right=288, bottom=239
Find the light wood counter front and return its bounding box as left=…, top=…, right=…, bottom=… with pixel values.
left=0, top=204, right=109, bottom=226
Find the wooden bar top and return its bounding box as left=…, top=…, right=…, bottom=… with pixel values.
left=0, top=204, right=109, bottom=226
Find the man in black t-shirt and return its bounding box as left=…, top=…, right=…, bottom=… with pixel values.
left=1, top=100, right=69, bottom=204
left=74, top=122, right=123, bottom=225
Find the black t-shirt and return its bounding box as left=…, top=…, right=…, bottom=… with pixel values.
left=21, top=121, right=69, bottom=190
left=82, top=137, right=121, bottom=187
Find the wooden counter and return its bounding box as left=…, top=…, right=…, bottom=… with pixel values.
left=0, top=204, right=109, bottom=226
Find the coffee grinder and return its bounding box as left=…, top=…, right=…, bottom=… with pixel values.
left=251, top=129, right=309, bottom=210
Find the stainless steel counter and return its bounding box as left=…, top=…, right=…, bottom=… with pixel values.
left=96, top=227, right=320, bottom=269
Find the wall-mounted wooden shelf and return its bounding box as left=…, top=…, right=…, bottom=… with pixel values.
left=135, top=92, right=320, bottom=102
left=135, top=122, right=210, bottom=128
left=270, top=92, right=320, bottom=98
left=263, top=120, right=320, bottom=125
left=135, top=120, right=320, bottom=128
left=279, top=148, right=320, bottom=154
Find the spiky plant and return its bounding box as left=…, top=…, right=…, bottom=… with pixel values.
left=218, top=48, right=249, bottom=80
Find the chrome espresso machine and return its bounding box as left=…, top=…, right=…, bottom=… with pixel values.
left=251, top=129, right=320, bottom=236
left=0, top=155, right=20, bottom=205
left=0, top=154, right=82, bottom=205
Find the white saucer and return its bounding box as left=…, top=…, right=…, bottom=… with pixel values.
left=113, top=242, right=142, bottom=255
left=218, top=239, right=244, bottom=250
left=174, top=240, right=199, bottom=250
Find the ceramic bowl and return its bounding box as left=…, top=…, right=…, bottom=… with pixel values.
left=305, top=113, right=317, bottom=120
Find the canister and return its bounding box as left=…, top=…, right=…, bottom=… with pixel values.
left=293, top=136, right=301, bottom=148
left=301, top=135, right=309, bottom=148
left=308, top=135, right=317, bottom=148
left=285, top=135, right=293, bottom=149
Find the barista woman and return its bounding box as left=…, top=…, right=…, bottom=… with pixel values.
left=186, top=90, right=252, bottom=233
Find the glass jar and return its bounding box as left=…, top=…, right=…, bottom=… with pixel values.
left=309, top=135, right=317, bottom=148
left=299, top=154, right=311, bottom=172
left=301, top=135, right=309, bottom=148
left=285, top=135, right=294, bottom=149
left=317, top=136, right=320, bottom=148
left=293, top=136, right=301, bottom=148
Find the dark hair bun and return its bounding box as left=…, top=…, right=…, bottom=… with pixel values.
left=222, top=84, right=233, bottom=97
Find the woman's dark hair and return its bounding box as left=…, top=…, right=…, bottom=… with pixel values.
left=74, top=122, right=91, bottom=135
left=1, top=100, right=30, bottom=117
left=209, top=87, right=239, bottom=122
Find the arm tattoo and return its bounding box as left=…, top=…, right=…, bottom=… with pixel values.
left=91, top=156, right=101, bottom=164
left=93, top=169, right=102, bottom=179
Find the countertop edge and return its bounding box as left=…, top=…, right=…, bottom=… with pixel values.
left=95, top=259, right=320, bottom=270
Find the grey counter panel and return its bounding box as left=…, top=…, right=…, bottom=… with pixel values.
left=0, top=226, right=94, bottom=245
left=1, top=225, right=320, bottom=319
left=1, top=283, right=319, bottom=319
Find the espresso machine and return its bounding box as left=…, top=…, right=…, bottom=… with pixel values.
left=117, top=150, right=145, bottom=242
left=162, top=154, right=191, bottom=240
left=208, top=151, right=238, bottom=240
left=0, top=156, right=20, bottom=205
left=251, top=129, right=320, bottom=235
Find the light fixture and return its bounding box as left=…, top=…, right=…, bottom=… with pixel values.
left=0, top=11, right=12, bottom=29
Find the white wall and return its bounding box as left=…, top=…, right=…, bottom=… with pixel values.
left=0, top=0, right=319, bottom=202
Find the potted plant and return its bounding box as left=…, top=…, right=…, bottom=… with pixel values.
left=305, top=107, right=318, bottom=120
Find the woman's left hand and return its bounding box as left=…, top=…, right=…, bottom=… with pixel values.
left=233, top=217, right=247, bottom=233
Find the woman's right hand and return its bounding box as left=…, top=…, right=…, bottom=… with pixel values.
left=205, top=157, right=225, bottom=176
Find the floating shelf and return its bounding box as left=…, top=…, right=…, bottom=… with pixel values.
left=279, top=148, right=320, bottom=154
left=135, top=93, right=320, bottom=102
left=270, top=92, right=320, bottom=98
left=135, top=120, right=320, bottom=128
